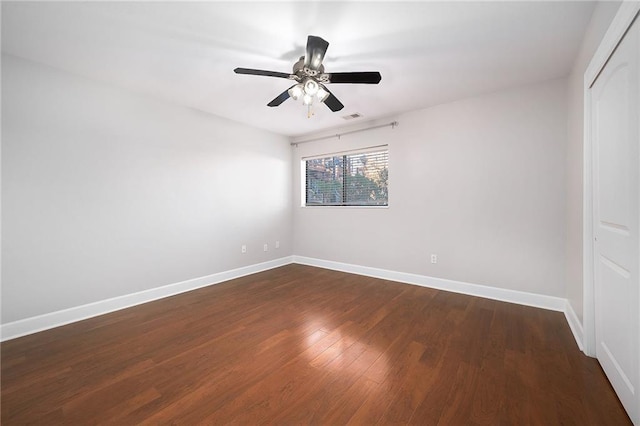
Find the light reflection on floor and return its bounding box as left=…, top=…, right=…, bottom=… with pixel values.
left=300, top=313, right=389, bottom=384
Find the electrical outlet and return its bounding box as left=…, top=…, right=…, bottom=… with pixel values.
left=431, top=254, right=437, bottom=264
left=275, top=240, right=280, bottom=249
left=241, top=245, right=247, bottom=254
left=264, top=244, right=268, bottom=252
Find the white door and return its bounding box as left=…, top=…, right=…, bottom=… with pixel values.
left=591, top=16, right=639, bottom=424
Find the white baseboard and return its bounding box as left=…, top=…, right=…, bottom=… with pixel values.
left=2, top=255, right=578, bottom=348
left=292, top=256, right=567, bottom=312
left=0, top=256, right=294, bottom=342
left=564, top=300, right=585, bottom=351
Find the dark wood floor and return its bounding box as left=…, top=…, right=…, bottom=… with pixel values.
left=1, top=264, right=631, bottom=425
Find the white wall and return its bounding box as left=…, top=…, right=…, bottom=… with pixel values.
left=293, top=78, right=568, bottom=297
left=566, top=1, right=621, bottom=323
left=1, top=55, right=292, bottom=324
left=2, top=2, right=619, bottom=330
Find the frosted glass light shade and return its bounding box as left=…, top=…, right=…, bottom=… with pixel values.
left=288, top=84, right=303, bottom=100
left=303, top=79, right=319, bottom=96
left=317, top=87, right=329, bottom=102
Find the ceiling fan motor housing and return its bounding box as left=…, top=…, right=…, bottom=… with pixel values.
left=293, top=56, right=325, bottom=79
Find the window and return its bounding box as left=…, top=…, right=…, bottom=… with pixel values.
left=304, top=148, right=388, bottom=206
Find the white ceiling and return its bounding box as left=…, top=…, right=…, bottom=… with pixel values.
left=1, top=1, right=596, bottom=137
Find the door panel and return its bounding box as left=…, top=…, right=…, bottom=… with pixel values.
left=592, top=16, right=639, bottom=424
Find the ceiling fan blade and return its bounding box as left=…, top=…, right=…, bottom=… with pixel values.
left=234, top=68, right=293, bottom=79
left=304, top=36, right=329, bottom=71
left=322, top=87, right=344, bottom=112
left=327, top=72, right=382, bottom=84
left=267, top=86, right=295, bottom=107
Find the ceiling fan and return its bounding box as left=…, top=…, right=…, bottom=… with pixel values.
left=234, top=35, right=382, bottom=116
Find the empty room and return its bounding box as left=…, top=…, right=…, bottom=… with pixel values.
left=2, top=1, right=639, bottom=424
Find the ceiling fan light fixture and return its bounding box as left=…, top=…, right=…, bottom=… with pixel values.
left=303, top=79, right=319, bottom=96
left=302, top=93, right=313, bottom=106
left=288, top=84, right=304, bottom=100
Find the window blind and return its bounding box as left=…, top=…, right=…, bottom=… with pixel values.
left=305, top=149, right=388, bottom=206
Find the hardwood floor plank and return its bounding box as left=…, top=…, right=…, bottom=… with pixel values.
left=375, top=340, right=429, bottom=424
left=1, top=265, right=632, bottom=425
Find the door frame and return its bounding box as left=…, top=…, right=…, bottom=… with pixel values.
left=583, top=2, right=640, bottom=358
